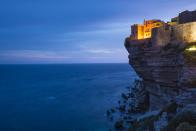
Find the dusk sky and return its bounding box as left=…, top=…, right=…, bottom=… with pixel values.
left=0, top=0, right=195, bottom=64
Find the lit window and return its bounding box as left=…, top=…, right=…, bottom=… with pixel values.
left=186, top=45, right=196, bottom=51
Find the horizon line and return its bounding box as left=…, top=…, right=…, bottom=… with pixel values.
left=0, top=62, right=128, bottom=65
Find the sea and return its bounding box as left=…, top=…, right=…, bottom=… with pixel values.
left=0, top=64, right=138, bottom=131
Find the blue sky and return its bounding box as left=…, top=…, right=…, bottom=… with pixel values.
left=0, top=0, right=195, bottom=64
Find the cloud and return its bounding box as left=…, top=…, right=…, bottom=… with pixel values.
left=0, top=46, right=128, bottom=64
left=81, top=47, right=124, bottom=54
left=66, top=22, right=130, bottom=37
left=85, top=49, right=112, bottom=54
left=0, top=50, right=72, bottom=59
left=0, top=47, right=125, bottom=59
left=0, top=20, right=131, bottom=63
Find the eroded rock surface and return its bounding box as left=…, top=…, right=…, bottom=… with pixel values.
left=108, top=24, right=196, bottom=131
left=108, top=10, right=196, bottom=131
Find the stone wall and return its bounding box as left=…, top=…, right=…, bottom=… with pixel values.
left=152, top=25, right=171, bottom=47
left=151, top=22, right=196, bottom=47
left=172, top=22, right=196, bottom=44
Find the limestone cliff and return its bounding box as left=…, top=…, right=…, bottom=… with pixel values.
left=126, top=22, right=196, bottom=84
left=107, top=11, right=196, bottom=131
left=125, top=22, right=196, bottom=109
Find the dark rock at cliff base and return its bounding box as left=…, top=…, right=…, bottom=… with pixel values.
left=106, top=110, right=111, bottom=116
left=121, top=93, right=129, bottom=100
left=126, top=119, right=136, bottom=125
left=110, top=116, right=113, bottom=121
left=176, top=122, right=196, bottom=131
left=119, top=105, right=126, bottom=112
left=114, top=120, right=124, bottom=129
left=160, top=101, right=179, bottom=114
left=108, top=79, right=196, bottom=130
left=111, top=108, right=115, bottom=113
left=164, top=104, right=196, bottom=131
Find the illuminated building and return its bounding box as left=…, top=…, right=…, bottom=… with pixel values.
left=130, top=20, right=164, bottom=40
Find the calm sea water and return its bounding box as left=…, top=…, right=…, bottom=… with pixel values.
left=0, top=64, right=138, bottom=131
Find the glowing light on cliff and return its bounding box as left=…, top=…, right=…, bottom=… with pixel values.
left=186, top=45, right=196, bottom=51
left=130, top=20, right=164, bottom=40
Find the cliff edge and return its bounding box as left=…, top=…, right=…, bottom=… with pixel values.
left=125, top=10, right=196, bottom=130
left=107, top=10, right=196, bottom=131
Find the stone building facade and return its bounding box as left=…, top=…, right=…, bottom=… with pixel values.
left=152, top=22, right=196, bottom=47
left=130, top=20, right=164, bottom=40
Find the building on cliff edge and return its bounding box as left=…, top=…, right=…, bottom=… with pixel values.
left=130, top=20, right=164, bottom=40
left=129, top=10, right=196, bottom=47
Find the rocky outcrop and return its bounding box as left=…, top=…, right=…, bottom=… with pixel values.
left=125, top=38, right=196, bottom=88
left=108, top=10, right=196, bottom=130
left=107, top=80, right=150, bottom=130
left=107, top=80, right=196, bottom=130
left=111, top=15, right=196, bottom=131
left=125, top=32, right=196, bottom=109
